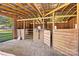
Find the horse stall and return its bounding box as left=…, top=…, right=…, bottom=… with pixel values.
left=16, top=20, right=33, bottom=40
left=53, top=17, right=78, bottom=56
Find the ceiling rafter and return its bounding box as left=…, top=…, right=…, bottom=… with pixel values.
left=15, top=3, right=36, bottom=18
left=27, top=3, right=38, bottom=13
left=9, top=4, right=31, bottom=18
left=0, top=11, right=17, bottom=18
left=1, top=4, right=29, bottom=18
left=57, top=3, right=60, bottom=7
left=29, top=3, right=42, bottom=24
left=66, top=5, right=76, bottom=15
left=0, top=4, right=27, bottom=18
left=27, top=3, right=41, bottom=24
left=27, top=3, right=39, bottom=17
left=12, top=3, right=33, bottom=18
left=61, top=4, right=69, bottom=14
left=0, top=9, right=27, bottom=19
left=34, top=3, right=43, bottom=17
left=63, top=4, right=76, bottom=21
left=45, top=3, right=70, bottom=16
left=65, top=10, right=77, bottom=21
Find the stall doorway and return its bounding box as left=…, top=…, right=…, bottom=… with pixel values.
left=25, top=22, right=33, bottom=40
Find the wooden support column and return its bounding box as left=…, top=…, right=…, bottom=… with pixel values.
left=42, top=18, right=44, bottom=42
left=42, top=18, right=44, bottom=30
left=52, top=13, right=55, bottom=30
left=13, top=16, right=17, bottom=39
left=33, top=20, right=34, bottom=40
left=77, top=3, right=79, bottom=56
left=77, top=4, right=79, bottom=29
left=23, top=20, right=25, bottom=40
left=51, top=13, right=55, bottom=47
left=33, top=20, right=35, bottom=30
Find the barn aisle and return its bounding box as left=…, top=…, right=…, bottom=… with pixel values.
left=0, top=40, right=63, bottom=56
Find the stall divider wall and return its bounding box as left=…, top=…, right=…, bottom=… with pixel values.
left=53, top=29, right=78, bottom=56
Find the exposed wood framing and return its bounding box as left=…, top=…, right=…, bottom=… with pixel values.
left=23, top=20, right=26, bottom=39
left=77, top=3, right=79, bottom=55
left=63, top=5, right=76, bottom=21
left=0, top=5, right=26, bottom=18
left=45, top=3, right=70, bottom=16
left=15, top=3, right=36, bottom=18
left=52, top=13, right=55, bottom=29
left=17, top=15, right=76, bottom=21
left=0, top=11, right=16, bottom=18
left=12, top=16, right=17, bottom=39
left=65, top=10, right=77, bottom=21
left=34, top=4, right=43, bottom=17
left=61, top=4, right=69, bottom=14
left=66, top=5, right=76, bottom=14
left=77, top=4, right=79, bottom=28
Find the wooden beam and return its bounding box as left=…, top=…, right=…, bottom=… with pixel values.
left=77, top=4, right=79, bottom=29
left=12, top=16, right=17, bottom=39
left=23, top=20, right=25, bottom=39
left=17, top=15, right=76, bottom=21
left=2, top=4, right=28, bottom=15
left=27, top=3, right=38, bottom=12
left=57, top=3, right=60, bottom=8
left=0, top=11, right=16, bottom=18
left=51, top=12, right=55, bottom=48
left=0, top=4, right=26, bottom=16
left=52, top=13, right=55, bottom=29
left=61, top=4, right=76, bottom=22
left=6, top=4, right=31, bottom=18
left=64, top=10, right=77, bottom=21
left=15, top=3, right=36, bottom=18
left=27, top=3, right=39, bottom=17
left=56, top=15, right=76, bottom=18
left=45, top=3, right=70, bottom=16
left=61, top=4, right=69, bottom=14
left=0, top=10, right=27, bottom=19
left=77, top=3, right=79, bottom=56
left=0, top=5, right=27, bottom=18
left=34, top=4, right=43, bottom=17
left=66, top=5, right=76, bottom=15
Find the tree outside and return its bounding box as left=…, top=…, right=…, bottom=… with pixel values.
left=0, top=16, right=13, bottom=42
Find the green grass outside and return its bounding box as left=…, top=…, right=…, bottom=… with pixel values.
left=0, top=30, right=12, bottom=42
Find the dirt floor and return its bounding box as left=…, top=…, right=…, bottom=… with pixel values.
left=0, top=39, right=64, bottom=56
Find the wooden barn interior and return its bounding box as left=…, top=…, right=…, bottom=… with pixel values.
left=0, top=3, right=79, bottom=56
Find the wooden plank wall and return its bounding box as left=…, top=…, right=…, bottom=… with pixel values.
left=44, top=30, right=51, bottom=47
left=67, top=17, right=77, bottom=29
left=55, top=23, right=68, bottom=29
left=53, top=29, right=78, bottom=56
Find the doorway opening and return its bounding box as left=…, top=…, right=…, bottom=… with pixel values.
left=0, top=15, right=13, bottom=42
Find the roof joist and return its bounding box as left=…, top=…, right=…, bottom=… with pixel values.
left=45, top=3, right=70, bottom=16
left=34, top=4, right=43, bottom=17
left=0, top=5, right=27, bottom=18
left=15, top=3, right=36, bottom=18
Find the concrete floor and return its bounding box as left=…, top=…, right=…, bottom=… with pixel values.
left=0, top=39, right=63, bottom=56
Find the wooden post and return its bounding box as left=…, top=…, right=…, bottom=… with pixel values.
left=42, top=18, right=44, bottom=42
left=42, top=18, right=44, bottom=30
left=33, top=20, right=34, bottom=40
left=13, top=16, right=17, bottom=39
left=23, top=20, right=25, bottom=40
left=33, top=20, right=34, bottom=31
left=51, top=13, right=55, bottom=48
left=52, top=13, right=55, bottom=30
left=77, top=3, right=79, bottom=56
